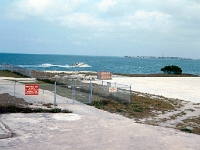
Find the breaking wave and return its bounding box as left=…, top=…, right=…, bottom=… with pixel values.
left=19, top=63, right=91, bottom=68
left=69, top=64, right=91, bottom=68
left=38, top=64, right=71, bottom=68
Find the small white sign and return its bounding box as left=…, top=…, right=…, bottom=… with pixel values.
left=109, top=87, right=117, bottom=93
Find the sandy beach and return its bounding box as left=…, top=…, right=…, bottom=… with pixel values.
left=0, top=76, right=200, bottom=150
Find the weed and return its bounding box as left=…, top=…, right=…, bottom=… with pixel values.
left=42, top=103, right=53, bottom=108
left=117, top=109, right=123, bottom=112
left=181, top=128, right=193, bottom=133
left=193, top=128, right=200, bottom=135
left=47, top=108, right=62, bottom=113
left=132, top=103, right=143, bottom=112
left=91, top=100, right=109, bottom=109
left=185, top=109, right=195, bottom=112
left=34, top=108, right=44, bottom=112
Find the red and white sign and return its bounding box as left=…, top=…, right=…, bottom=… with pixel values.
left=25, top=84, right=39, bottom=95
left=109, top=87, right=117, bottom=93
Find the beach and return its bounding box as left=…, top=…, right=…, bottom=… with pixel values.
left=0, top=76, right=200, bottom=149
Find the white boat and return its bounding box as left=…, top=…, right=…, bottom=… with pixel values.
left=70, top=62, right=87, bottom=67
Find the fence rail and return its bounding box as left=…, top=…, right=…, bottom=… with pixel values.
left=1, top=64, right=131, bottom=104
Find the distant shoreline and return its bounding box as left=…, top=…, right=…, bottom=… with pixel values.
left=124, top=56, right=194, bottom=60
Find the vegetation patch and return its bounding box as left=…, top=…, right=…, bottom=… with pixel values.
left=90, top=93, right=175, bottom=119
left=0, top=104, right=72, bottom=114
left=42, top=103, right=53, bottom=108
left=161, top=65, right=182, bottom=74
left=0, top=70, right=27, bottom=78
left=176, top=116, right=200, bottom=135
left=0, top=93, right=72, bottom=114
left=169, top=111, right=187, bottom=120
left=37, top=78, right=55, bottom=84
left=180, top=128, right=193, bottom=133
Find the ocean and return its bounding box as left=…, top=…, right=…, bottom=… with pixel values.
left=0, top=53, right=200, bottom=75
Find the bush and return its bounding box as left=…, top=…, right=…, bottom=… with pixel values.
left=181, top=128, right=193, bottom=133
left=0, top=104, right=72, bottom=114
left=161, top=65, right=182, bottom=74
left=91, top=100, right=109, bottom=109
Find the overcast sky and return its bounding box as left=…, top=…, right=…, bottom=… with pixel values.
left=0, top=0, right=200, bottom=58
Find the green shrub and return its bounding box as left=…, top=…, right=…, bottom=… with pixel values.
left=47, top=108, right=62, bottom=113
left=181, top=128, right=193, bottom=133
left=161, top=65, right=182, bottom=74
left=132, top=102, right=143, bottom=112
left=91, top=100, right=109, bottom=109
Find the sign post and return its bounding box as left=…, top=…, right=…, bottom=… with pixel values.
left=25, top=84, right=39, bottom=95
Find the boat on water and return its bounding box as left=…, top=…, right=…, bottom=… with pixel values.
left=70, top=62, right=87, bottom=67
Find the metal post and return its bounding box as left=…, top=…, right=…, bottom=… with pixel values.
left=54, top=82, right=57, bottom=106
left=74, top=81, right=76, bottom=104
left=14, top=81, right=16, bottom=105
left=129, top=84, right=132, bottom=104
left=43, top=89, right=44, bottom=101
left=62, top=77, right=64, bottom=84
left=114, top=82, right=117, bottom=97
left=89, top=80, right=93, bottom=103
left=72, top=81, right=75, bottom=104
left=30, top=70, right=32, bottom=78
left=101, top=81, right=103, bottom=96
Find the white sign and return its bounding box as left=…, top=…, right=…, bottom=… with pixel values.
left=109, top=87, right=117, bottom=93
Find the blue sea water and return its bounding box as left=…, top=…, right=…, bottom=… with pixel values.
left=0, top=53, right=200, bottom=75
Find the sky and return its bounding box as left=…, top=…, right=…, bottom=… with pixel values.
left=0, top=0, right=200, bottom=58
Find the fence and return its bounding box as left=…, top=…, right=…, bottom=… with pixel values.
left=86, top=81, right=131, bottom=103
left=0, top=82, right=55, bottom=105
left=1, top=64, right=131, bottom=104
left=1, top=64, right=57, bottom=78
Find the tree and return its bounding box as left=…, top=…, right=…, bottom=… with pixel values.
left=161, top=65, right=182, bottom=74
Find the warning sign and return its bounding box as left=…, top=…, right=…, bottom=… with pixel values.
left=109, top=87, right=117, bottom=93
left=25, top=84, right=39, bottom=95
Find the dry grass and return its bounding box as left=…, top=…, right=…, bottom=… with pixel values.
left=90, top=92, right=176, bottom=119
left=42, top=103, right=53, bottom=108
left=0, top=70, right=27, bottom=78
left=90, top=92, right=200, bottom=135
left=176, top=116, right=200, bottom=134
